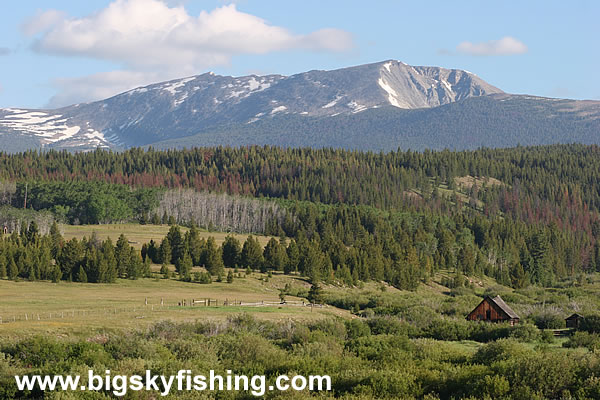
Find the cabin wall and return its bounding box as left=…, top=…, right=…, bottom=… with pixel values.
left=467, top=300, right=506, bottom=322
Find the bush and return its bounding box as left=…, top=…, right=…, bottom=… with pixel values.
left=7, top=336, right=67, bottom=367
left=509, top=323, right=541, bottom=342
left=530, top=312, right=565, bottom=329
left=366, top=316, right=420, bottom=337
left=345, top=319, right=371, bottom=339
left=424, top=318, right=471, bottom=341
left=579, top=315, right=600, bottom=333
left=563, top=331, right=600, bottom=351
left=472, top=338, right=531, bottom=364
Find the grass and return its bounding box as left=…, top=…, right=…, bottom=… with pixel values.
left=0, top=271, right=349, bottom=337
left=59, top=223, right=275, bottom=249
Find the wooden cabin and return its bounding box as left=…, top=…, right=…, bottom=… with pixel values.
left=466, top=295, right=520, bottom=326
left=566, top=313, right=584, bottom=329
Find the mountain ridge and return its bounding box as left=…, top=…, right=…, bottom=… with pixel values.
left=0, top=60, right=598, bottom=152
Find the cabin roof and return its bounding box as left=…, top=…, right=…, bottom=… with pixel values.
left=488, top=295, right=520, bottom=319
left=566, top=313, right=583, bottom=320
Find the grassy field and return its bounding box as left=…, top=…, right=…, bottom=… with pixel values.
left=0, top=271, right=349, bottom=337
left=60, top=223, right=274, bottom=249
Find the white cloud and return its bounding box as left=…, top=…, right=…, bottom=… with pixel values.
left=456, top=36, right=528, bottom=56
left=29, top=0, right=353, bottom=68
left=21, top=10, right=66, bottom=36
left=0, top=47, right=10, bottom=56
left=26, top=0, right=353, bottom=107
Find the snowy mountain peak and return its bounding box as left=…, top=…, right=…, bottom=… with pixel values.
left=0, top=60, right=504, bottom=151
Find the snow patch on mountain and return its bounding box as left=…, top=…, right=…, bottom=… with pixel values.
left=162, top=77, right=196, bottom=96
left=378, top=78, right=406, bottom=108
left=271, top=106, right=287, bottom=114
left=0, top=109, right=110, bottom=148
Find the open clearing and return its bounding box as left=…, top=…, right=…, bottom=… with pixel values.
left=59, top=223, right=275, bottom=249
left=0, top=272, right=349, bottom=337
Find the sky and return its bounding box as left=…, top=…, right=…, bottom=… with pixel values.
left=0, top=0, right=598, bottom=109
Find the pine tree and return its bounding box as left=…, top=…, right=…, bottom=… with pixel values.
left=226, top=270, right=234, bottom=283
left=186, top=225, right=204, bottom=266
left=127, top=247, right=142, bottom=280
left=49, top=221, right=64, bottom=260
left=166, top=225, right=184, bottom=264
left=58, top=238, right=84, bottom=280
left=50, top=264, right=61, bottom=283
left=307, top=282, right=324, bottom=304
left=221, top=235, right=241, bottom=268
left=285, top=240, right=300, bottom=274
left=159, top=237, right=172, bottom=265
left=7, top=258, right=18, bottom=280
left=115, top=234, right=131, bottom=278
left=77, top=265, right=88, bottom=283
left=263, top=238, right=287, bottom=272
left=177, top=253, right=192, bottom=281
left=0, top=253, right=6, bottom=279
left=204, top=237, right=224, bottom=276
left=160, top=263, right=171, bottom=279
left=241, top=235, right=263, bottom=270
left=142, top=256, right=152, bottom=278
left=100, top=238, right=117, bottom=283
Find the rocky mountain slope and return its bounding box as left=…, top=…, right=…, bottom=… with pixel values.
left=1, top=60, right=598, bottom=152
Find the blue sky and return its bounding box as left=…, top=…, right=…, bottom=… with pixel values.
left=0, top=0, right=598, bottom=109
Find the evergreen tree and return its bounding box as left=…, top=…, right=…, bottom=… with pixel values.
left=76, top=265, right=87, bottom=283
left=49, top=221, right=64, bottom=260
left=176, top=253, right=193, bottom=281
left=0, top=254, right=6, bottom=279
left=285, top=239, right=300, bottom=274
left=115, top=234, right=131, bottom=278
left=160, top=263, right=171, bottom=279
left=221, top=235, right=241, bottom=268
left=159, top=237, right=172, bottom=265
left=186, top=225, right=204, bottom=266
left=241, top=235, right=263, bottom=270
left=7, top=258, right=18, bottom=280
left=166, top=225, right=185, bottom=264
left=147, top=239, right=159, bottom=264
left=227, top=270, right=234, bottom=283
left=50, top=264, right=61, bottom=283
left=100, top=238, right=117, bottom=283
left=204, top=237, right=224, bottom=276
left=263, top=238, right=287, bottom=272
left=307, top=283, right=324, bottom=304
left=58, top=238, right=84, bottom=280
left=127, top=247, right=142, bottom=280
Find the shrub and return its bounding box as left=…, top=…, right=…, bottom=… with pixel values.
left=530, top=312, right=565, bottom=329
left=509, top=323, right=541, bottom=342
left=345, top=319, right=371, bottom=339
left=424, top=318, right=471, bottom=341
left=579, top=314, right=600, bottom=333
left=563, top=331, right=600, bottom=351
left=472, top=338, right=531, bottom=364
left=8, top=336, right=67, bottom=367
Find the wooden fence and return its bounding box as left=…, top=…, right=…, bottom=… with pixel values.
left=0, top=298, right=325, bottom=325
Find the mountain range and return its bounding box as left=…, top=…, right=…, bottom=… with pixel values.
left=1, top=60, right=599, bottom=152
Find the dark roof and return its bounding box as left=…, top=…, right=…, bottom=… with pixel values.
left=566, top=313, right=583, bottom=320
left=489, top=295, right=520, bottom=319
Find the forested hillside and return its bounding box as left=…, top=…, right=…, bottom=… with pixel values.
left=1, top=144, right=600, bottom=290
